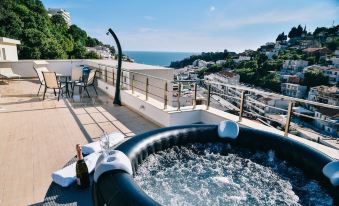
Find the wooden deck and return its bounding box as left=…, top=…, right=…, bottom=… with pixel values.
left=0, top=79, right=159, bottom=206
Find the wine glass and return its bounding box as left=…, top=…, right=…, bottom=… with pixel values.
left=99, top=132, right=110, bottom=156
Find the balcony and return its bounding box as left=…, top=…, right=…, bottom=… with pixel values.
left=0, top=59, right=338, bottom=205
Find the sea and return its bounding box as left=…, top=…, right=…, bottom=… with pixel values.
left=124, top=51, right=196, bottom=67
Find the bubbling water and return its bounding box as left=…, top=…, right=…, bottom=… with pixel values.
left=134, top=143, right=333, bottom=206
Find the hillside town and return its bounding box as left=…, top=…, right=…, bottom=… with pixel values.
left=173, top=25, right=339, bottom=139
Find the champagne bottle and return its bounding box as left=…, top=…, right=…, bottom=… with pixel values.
left=76, top=144, right=90, bottom=188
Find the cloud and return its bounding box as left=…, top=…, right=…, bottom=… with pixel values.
left=117, top=28, right=264, bottom=52
left=144, top=16, right=156, bottom=21
left=138, top=27, right=160, bottom=33
left=209, top=6, right=215, bottom=12
left=215, top=4, right=339, bottom=28
left=84, top=2, right=339, bottom=53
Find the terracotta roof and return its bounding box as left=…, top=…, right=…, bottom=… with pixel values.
left=302, top=47, right=330, bottom=53
left=327, top=86, right=339, bottom=93
left=326, top=67, right=339, bottom=72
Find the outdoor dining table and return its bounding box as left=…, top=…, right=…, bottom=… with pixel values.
left=57, top=75, right=71, bottom=98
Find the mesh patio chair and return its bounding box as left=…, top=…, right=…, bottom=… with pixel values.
left=42, top=72, right=65, bottom=101
left=68, top=66, right=82, bottom=89
left=34, top=67, right=49, bottom=96
left=72, top=69, right=98, bottom=98
left=0, top=68, right=21, bottom=83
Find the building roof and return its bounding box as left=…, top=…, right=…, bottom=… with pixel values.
left=293, top=106, right=314, bottom=114
left=0, top=37, right=21, bottom=45
left=281, top=82, right=305, bottom=87
left=218, top=71, right=239, bottom=78
left=326, top=67, right=339, bottom=72
left=316, top=107, right=339, bottom=117
left=302, top=47, right=330, bottom=53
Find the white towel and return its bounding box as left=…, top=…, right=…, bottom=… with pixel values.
left=82, top=132, right=125, bottom=155
left=52, top=152, right=100, bottom=187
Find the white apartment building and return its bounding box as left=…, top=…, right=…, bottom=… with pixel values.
left=204, top=71, right=240, bottom=87
left=308, top=86, right=339, bottom=106
left=303, top=65, right=339, bottom=85
left=330, top=57, right=339, bottom=67
left=323, top=67, right=339, bottom=85
left=282, top=60, right=308, bottom=74
left=48, top=8, right=71, bottom=26
left=86, top=46, right=112, bottom=59
left=234, top=56, right=251, bottom=63
left=281, top=83, right=307, bottom=98
left=247, top=96, right=289, bottom=115
left=335, top=50, right=339, bottom=57
left=314, top=108, right=339, bottom=137
left=192, top=59, right=207, bottom=68
left=265, top=43, right=286, bottom=59
left=0, top=37, right=21, bottom=61
left=216, top=60, right=226, bottom=65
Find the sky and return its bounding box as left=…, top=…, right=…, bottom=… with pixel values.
left=42, top=0, right=339, bottom=53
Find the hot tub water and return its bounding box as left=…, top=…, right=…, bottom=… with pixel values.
left=134, top=143, right=333, bottom=206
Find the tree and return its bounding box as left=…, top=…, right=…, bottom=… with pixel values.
left=69, top=42, right=87, bottom=59
left=258, top=73, right=281, bottom=92
left=276, top=32, right=287, bottom=42
left=85, top=51, right=100, bottom=59
left=86, top=37, right=101, bottom=47
left=170, top=50, right=232, bottom=68
left=104, top=44, right=116, bottom=55
left=0, top=0, right=109, bottom=60
left=313, top=27, right=327, bottom=36
left=68, top=25, right=87, bottom=46
left=256, top=54, right=268, bottom=66
left=288, top=27, right=297, bottom=39
left=19, top=28, right=47, bottom=59
left=302, top=25, right=307, bottom=36
left=51, top=14, right=66, bottom=26
left=0, top=11, right=23, bottom=38
left=43, top=37, right=67, bottom=59
left=288, top=25, right=303, bottom=39
left=296, top=25, right=303, bottom=37
left=234, top=68, right=256, bottom=84
left=50, top=14, right=68, bottom=34
left=302, top=70, right=328, bottom=88
left=326, top=39, right=339, bottom=51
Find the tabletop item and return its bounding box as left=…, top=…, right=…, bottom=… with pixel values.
left=99, top=132, right=110, bottom=156
left=82, top=132, right=125, bottom=155
left=75, top=144, right=90, bottom=188
left=51, top=151, right=100, bottom=187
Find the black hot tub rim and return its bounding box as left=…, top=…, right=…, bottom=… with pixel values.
left=93, top=124, right=337, bottom=206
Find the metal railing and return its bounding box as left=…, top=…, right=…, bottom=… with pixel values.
left=92, top=64, right=339, bottom=145
left=95, top=64, right=171, bottom=109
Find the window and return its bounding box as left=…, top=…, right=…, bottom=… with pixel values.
left=0, top=48, right=2, bottom=60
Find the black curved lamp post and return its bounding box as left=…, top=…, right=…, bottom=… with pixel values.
left=107, top=28, right=122, bottom=105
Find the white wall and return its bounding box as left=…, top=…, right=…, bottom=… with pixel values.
left=98, top=79, right=201, bottom=127
left=0, top=44, right=18, bottom=61
left=0, top=60, right=84, bottom=77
